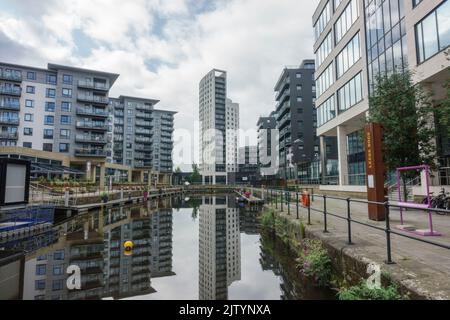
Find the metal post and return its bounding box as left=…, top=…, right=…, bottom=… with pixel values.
left=287, top=191, right=290, bottom=215
left=323, top=195, right=328, bottom=233
left=346, top=198, right=353, bottom=245
left=311, top=188, right=314, bottom=202
left=384, top=202, right=394, bottom=264
left=281, top=191, right=283, bottom=212
left=275, top=191, right=278, bottom=209
left=296, top=192, right=299, bottom=219
left=307, top=193, right=311, bottom=225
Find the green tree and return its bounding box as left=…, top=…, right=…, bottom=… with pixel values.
left=368, top=71, right=439, bottom=198
left=188, top=163, right=202, bottom=184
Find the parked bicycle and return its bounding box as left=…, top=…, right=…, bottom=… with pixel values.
left=422, top=188, right=450, bottom=215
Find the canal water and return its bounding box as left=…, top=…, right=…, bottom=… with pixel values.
left=0, top=195, right=336, bottom=300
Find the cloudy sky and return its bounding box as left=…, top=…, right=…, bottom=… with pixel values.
left=0, top=0, right=317, bottom=167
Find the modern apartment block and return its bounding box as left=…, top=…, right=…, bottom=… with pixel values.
left=257, top=112, right=278, bottom=180
left=274, top=60, right=320, bottom=181
left=313, top=0, right=450, bottom=192
left=0, top=62, right=176, bottom=188
left=236, top=146, right=259, bottom=185
left=199, top=69, right=239, bottom=185
left=109, top=96, right=176, bottom=184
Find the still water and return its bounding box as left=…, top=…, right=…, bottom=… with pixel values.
left=1, top=195, right=335, bottom=300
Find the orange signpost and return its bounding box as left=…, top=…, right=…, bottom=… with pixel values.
left=365, top=123, right=386, bottom=221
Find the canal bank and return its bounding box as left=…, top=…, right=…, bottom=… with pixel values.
left=260, top=201, right=450, bottom=300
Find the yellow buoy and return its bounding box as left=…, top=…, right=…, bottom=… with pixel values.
left=124, top=240, right=134, bottom=256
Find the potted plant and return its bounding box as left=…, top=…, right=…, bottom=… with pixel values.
left=143, top=185, right=149, bottom=201
left=101, top=192, right=109, bottom=203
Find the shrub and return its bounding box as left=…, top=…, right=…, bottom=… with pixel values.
left=338, top=281, right=409, bottom=300
left=296, top=239, right=332, bottom=287
left=260, top=209, right=275, bottom=229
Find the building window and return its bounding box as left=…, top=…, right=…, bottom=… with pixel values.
left=26, top=86, right=35, bottom=94
left=23, top=142, right=32, bottom=148
left=53, top=265, right=64, bottom=276
left=62, top=74, right=73, bottom=85
left=46, top=88, right=56, bottom=98
left=46, top=74, right=57, bottom=85
left=316, top=63, right=334, bottom=97
left=317, top=95, right=336, bottom=127
left=45, top=102, right=55, bottom=112
left=59, top=143, right=70, bottom=153
left=337, top=72, right=363, bottom=112
left=60, top=129, right=70, bottom=139
left=43, top=143, right=53, bottom=152
left=336, top=32, right=361, bottom=79
left=296, top=73, right=302, bottom=79
left=24, top=113, right=34, bottom=122
left=62, top=88, right=72, bottom=98
left=44, top=115, right=54, bottom=125
left=347, top=130, right=366, bottom=186
left=335, top=0, right=359, bottom=44
left=61, top=101, right=72, bottom=112
left=35, top=280, right=46, bottom=290
left=314, top=1, right=332, bottom=40
left=36, top=264, right=46, bottom=275
left=52, top=280, right=64, bottom=291
left=415, top=0, right=450, bottom=63
left=27, top=71, right=36, bottom=80
left=60, top=115, right=71, bottom=125
left=53, top=250, right=65, bottom=260
left=25, top=100, right=34, bottom=108
left=297, top=97, right=303, bottom=102
left=316, top=31, right=333, bottom=67
left=24, top=128, right=33, bottom=136
left=44, top=129, right=54, bottom=139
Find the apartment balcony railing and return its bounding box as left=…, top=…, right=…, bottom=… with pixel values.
left=114, top=128, right=124, bottom=134
left=0, top=101, right=20, bottom=111
left=277, top=101, right=291, bottom=119
left=275, top=79, right=290, bottom=101
left=75, top=149, right=107, bottom=157
left=136, top=112, right=152, bottom=119
left=76, top=107, right=108, bottom=118
left=75, top=135, right=107, bottom=144
left=0, top=118, right=19, bottom=125
left=135, top=129, right=152, bottom=136
left=136, top=104, right=153, bottom=111
left=77, top=80, right=110, bottom=91
left=135, top=145, right=152, bottom=152
left=135, top=121, right=152, bottom=127
left=76, top=121, right=108, bottom=131
left=134, top=153, right=151, bottom=160
left=0, top=72, right=22, bottom=82
left=77, top=94, right=109, bottom=105
left=0, top=86, right=21, bottom=96
left=278, top=113, right=291, bottom=129
left=135, top=137, right=151, bottom=143
left=276, top=91, right=290, bottom=110
left=114, top=111, right=124, bottom=117
left=114, top=136, right=124, bottom=142
left=134, top=161, right=152, bottom=168
left=161, top=126, right=174, bottom=133
left=0, top=132, right=18, bottom=140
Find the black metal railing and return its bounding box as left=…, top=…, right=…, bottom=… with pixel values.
left=263, top=188, right=450, bottom=264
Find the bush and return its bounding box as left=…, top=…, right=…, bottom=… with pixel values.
left=338, top=281, right=409, bottom=300
left=296, top=239, right=332, bottom=287
left=260, top=209, right=275, bottom=229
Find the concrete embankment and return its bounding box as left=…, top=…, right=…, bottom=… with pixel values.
left=262, top=204, right=450, bottom=300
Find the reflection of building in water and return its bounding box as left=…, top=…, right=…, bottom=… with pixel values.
left=199, top=196, right=241, bottom=300
left=21, top=201, right=175, bottom=300
left=239, top=211, right=259, bottom=235
left=0, top=251, right=24, bottom=300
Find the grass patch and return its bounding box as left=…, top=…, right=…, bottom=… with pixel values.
left=338, top=281, right=409, bottom=300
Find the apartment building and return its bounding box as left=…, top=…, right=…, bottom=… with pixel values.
left=199, top=69, right=239, bottom=185
left=236, top=146, right=259, bottom=185
left=313, top=0, right=449, bottom=192
left=274, top=60, right=320, bottom=181
left=257, top=112, right=278, bottom=181
left=0, top=62, right=176, bottom=188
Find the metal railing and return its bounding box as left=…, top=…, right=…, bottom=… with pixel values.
left=263, top=188, right=450, bottom=264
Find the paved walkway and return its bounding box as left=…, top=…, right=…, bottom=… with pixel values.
left=265, top=192, right=450, bottom=299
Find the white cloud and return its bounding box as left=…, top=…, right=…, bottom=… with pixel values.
left=0, top=0, right=317, bottom=166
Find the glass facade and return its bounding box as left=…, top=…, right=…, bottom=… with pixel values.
left=347, top=130, right=366, bottom=186
left=415, top=0, right=450, bottom=63
left=315, top=1, right=332, bottom=40
left=316, top=31, right=333, bottom=66
left=316, top=63, right=334, bottom=97
left=317, top=95, right=336, bottom=126
left=365, top=0, right=407, bottom=93
left=335, top=0, right=360, bottom=44
left=337, top=72, right=363, bottom=112
left=336, top=32, right=361, bottom=78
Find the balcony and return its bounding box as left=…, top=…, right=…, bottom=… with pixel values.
left=0, top=101, right=20, bottom=111
left=76, top=107, right=108, bottom=118
left=275, top=77, right=290, bottom=101
left=135, top=161, right=152, bottom=168
left=278, top=113, right=291, bottom=130
left=0, top=72, right=22, bottom=82
left=0, top=86, right=21, bottom=96
left=114, top=136, right=124, bottom=142
left=75, top=135, right=107, bottom=144
left=0, top=132, right=18, bottom=140
left=0, top=118, right=19, bottom=125
left=134, top=153, right=151, bottom=160
left=135, top=129, right=152, bottom=136
left=77, top=80, right=110, bottom=91
left=77, top=94, right=109, bottom=105
left=75, top=148, right=107, bottom=158
left=135, top=136, right=151, bottom=143
left=277, top=101, right=291, bottom=120
left=135, top=121, right=152, bottom=127
left=136, top=112, right=152, bottom=120
left=114, top=111, right=124, bottom=117
left=135, top=144, right=152, bottom=152
left=76, top=121, right=108, bottom=131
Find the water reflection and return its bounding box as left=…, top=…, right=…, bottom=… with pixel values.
left=1, top=195, right=335, bottom=300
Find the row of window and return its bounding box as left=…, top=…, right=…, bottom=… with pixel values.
left=335, top=0, right=359, bottom=44
left=23, top=128, right=71, bottom=139
left=23, top=114, right=72, bottom=125
left=24, top=101, right=73, bottom=112
left=22, top=142, right=69, bottom=153
left=336, top=32, right=361, bottom=78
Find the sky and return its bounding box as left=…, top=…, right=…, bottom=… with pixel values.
left=0, top=0, right=317, bottom=169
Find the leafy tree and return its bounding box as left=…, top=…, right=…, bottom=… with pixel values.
left=188, top=163, right=202, bottom=184
left=368, top=71, right=439, bottom=198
